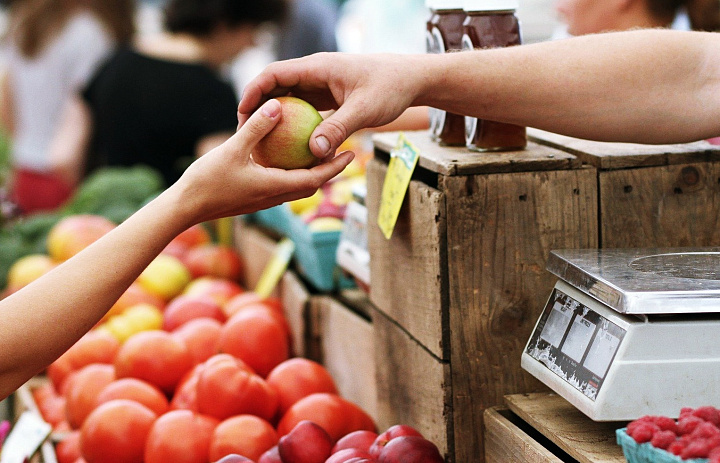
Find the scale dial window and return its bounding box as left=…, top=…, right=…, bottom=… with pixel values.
left=526, top=288, right=627, bottom=401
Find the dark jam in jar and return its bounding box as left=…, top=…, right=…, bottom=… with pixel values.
left=463, top=0, right=527, bottom=151
left=428, top=1, right=466, bottom=146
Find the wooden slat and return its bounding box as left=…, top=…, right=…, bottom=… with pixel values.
left=599, top=162, right=720, bottom=248
left=505, top=393, right=626, bottom=463
left=309, top=296, right=378, bottom=421
left=278, top=270, right=310, bottom=358
left=444, top=167, right=599, bottom=463
left=366, top=158, right=448, bottom=359
left=234, top=220, right=280, bottom=296
left=372, top=308, right=452, bottom=460
left=484, top=407, right=566, bottom=463
left=372, top=131, right=581, bottom=176
left=529, top=128, right=720, bottom=170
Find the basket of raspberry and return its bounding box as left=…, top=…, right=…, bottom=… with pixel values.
left=617, top=406, right=720, bottom=463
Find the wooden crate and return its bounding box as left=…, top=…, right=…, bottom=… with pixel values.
left=486, top=392, right=626, bottom=463
left=306, top=291, right=378, bottom=422
left=368, top=131, right=598, bottom=462
left=12, top=377, right=57, bottom=463
left=529, top=129, right=720, bottom=248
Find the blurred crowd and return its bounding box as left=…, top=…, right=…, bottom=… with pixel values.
left=0, top=0, right=718, bottom=217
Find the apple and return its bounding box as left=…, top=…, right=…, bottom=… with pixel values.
left=377, top=436, right=443, bottom=463
left=258, top=445, right=282, bottom=463
left=278, top=420, right=333, bottom=463
left=6, top=254, right=56, bottom=290
left=215, top=455, right=254, bottom=463
left=332, top=430, right=378, bottom=454
left=46, top=214, right=116, bottom=261
left=325, top=448, right=375, bottom=463
left=369, top=425, right=424, bottom=459
left=253, top=96, right=323, bottom=170
left=183, top=276, right=244, bottom=306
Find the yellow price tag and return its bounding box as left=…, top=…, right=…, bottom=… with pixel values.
left=254, top=238, right=295, bottom=298
left=377, top=133, right=420, bottom=240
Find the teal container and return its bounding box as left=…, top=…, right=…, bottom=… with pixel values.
left=616, top=428, right=708, bottom=463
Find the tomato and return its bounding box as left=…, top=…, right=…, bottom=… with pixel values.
left=55, top=430, right=81, bottom=463
left=48, top=330, right=120, bottom=391
left=170, top=364, right=204, bottom=412
left=114, top=330, right=193, bottom=394
left=182, top=244, right=245, bottom=281
left=32, top=382, right=66, bottom=427
left=102, top=283, right=166, bottom=323
left=96, top=378, right=169, bottom=416
left=64, top=364, right=116, bottom=429
left=144, top=409, right=218, bottom=463
left=196, top=354, right=278, bottom=421
left=171, top=318, right=222, bottom=365
left=163, top=294, right=225, bottom=332
left=80, top=399, right=157, bottom=463
left=223, top=293, right=283, bottom=318
left=277, top=393, right=377, bottom=442
left=218, top=308, right=289, bottom=377
left=209, top=415, right=278, bottom=462
left=266, top=358, right=338, bottom=416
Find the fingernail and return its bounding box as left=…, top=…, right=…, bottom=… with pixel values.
left=316, top=135, right=331, bottom=156
left=262, top=99, right=281, bottom=118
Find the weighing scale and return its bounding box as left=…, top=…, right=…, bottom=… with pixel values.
left=521, top=248, right=720, bottom=422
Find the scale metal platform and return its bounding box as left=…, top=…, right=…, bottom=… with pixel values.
left=521, top=248, right=720, bottom=421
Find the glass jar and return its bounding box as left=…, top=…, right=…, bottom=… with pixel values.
left=427, top=0, right=466, bottom=146
left=462, top=0, right=527, bottom=151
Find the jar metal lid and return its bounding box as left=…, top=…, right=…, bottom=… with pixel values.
left=428, top=0, right=465, bottom=10
left=463, top=0, right=519, bottom=11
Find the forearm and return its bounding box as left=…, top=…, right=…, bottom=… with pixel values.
left=0, top=186, right=193, bottom=398
left=419, top=29, right=720, bottom=144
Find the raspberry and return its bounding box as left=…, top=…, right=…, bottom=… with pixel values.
left=627, top=417, right=658, bottom=435
left=678, top=415, right=705, bottom=435
left=692, top=421, right=720, bottom=439
left=680, top=408, right=695, bottom=418
left=629, top=422, right=656, bottom=443
left=709, top=446, right=720, bottom=459
left=650, top=430, right=677, bottom=450
left=652, top=416, right=679, bottom=434
left=668, top=440, right=687, bottom=456
left=693, top=406, right=720, bottom=426
left=681, top=438, right=711, bottom=459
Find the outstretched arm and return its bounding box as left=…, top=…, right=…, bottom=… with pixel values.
left=238, top=29, right=720, bottom=158
left=0, top=99, right=354, bottom=399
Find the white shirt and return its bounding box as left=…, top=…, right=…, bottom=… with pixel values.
left=4, top=11, right=114, bottom=170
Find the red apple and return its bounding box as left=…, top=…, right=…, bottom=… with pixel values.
left=332, top=430, right=378, bottom=454
left=258, top=445, right=282, bottom=463
left=369, top=425, right=424, bottom=459
left=278, top=420, right=333, bottom=463
left=325, top=448, right=374, bottom=463
left=253, top=96, right=323, bottom=170
left=215, top=455, right=254, bottom=463
left=377, top=436, right=443, bottom=463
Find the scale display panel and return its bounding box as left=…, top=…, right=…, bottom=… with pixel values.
left=525, top=287, right=626, bottom=401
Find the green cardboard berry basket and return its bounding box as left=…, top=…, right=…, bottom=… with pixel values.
left=616, top=428, right=708, bottom=463
left=246, top=205, right=355, bottom=292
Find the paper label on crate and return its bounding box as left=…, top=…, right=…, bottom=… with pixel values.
left=254, top=238, right=295, bottom=299
left=377, top=133, right=420, bottom=240
left=0, top=411, right=51, bottom=463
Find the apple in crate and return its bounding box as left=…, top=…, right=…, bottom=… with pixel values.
left=253, top=96, right=323, bottom=170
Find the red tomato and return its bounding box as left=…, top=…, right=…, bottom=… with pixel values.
left=114, top=330, right=193, bottom=394
left=96, top=378, right=169, bottom=416
left=266, top=358, right=338, bottom=415
left=218, top=308, right=289, bottom=377
left=196, top=354, right=278, bottom=421
left=80, top=399, right=157, bottom=463
left=48, top=330, right=120, bottom=391
left=209, top=415, right=278, bottom=462
left=277, top=393, right=377, bottom=442
left=55, top=430, right=81, bottom=463
left=64, top=364, right=116, bottom=429
left=162, top=294, right=225, bottom=331
left=171, top=317, right=222, bottom=365
left=144, top=409, right=219, bottom=463
left=170, top=364, right=204, bottom=412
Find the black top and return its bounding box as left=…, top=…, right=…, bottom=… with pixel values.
left=82, top=47, right=238, bottom=186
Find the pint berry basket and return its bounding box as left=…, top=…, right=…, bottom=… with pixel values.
left=616, top=428, right=708, bottom=463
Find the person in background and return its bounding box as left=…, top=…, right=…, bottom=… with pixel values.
left=50, top=0, right=287, bottom=189
left=237, top=29, right=720, bottom=159
left=275, top=0, right=339, bottom=61
left=552, top=0, right=720, bottom=39
left=0, top=97, right=354, bottom=400
left=0, top=0, right=135, bottom=214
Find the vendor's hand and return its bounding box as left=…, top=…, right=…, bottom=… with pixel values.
left=172, top=98, right=354, bottom=226
left=237, top=53, right=422, bottom=159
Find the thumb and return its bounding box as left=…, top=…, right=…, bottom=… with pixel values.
left=231, top=99, right=282, bottom=155
left=309, top=102, right=364, bottom=158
